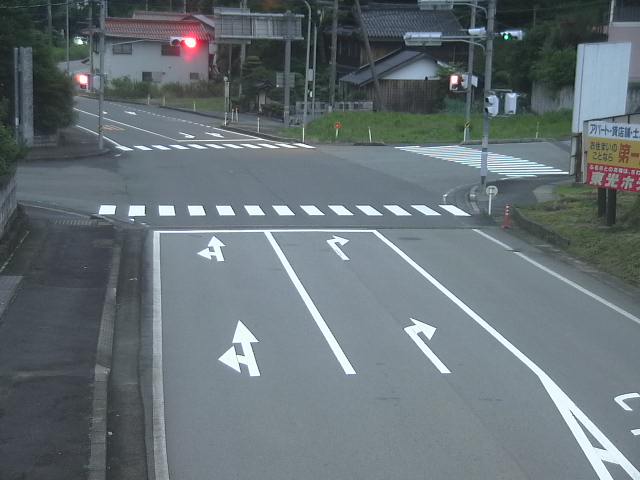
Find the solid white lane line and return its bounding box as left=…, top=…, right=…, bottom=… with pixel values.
left=245, top=205, right=265, bottom=216
left=187, top=144, right=207, bottom=150
left=472, top=229, right=640, bottom=327
left=216, top=205, right=235, bottom=216
left=273, top=205, right=295, bottom=216
left=412, top=205, right=441, bottom=216
left=128, top=205, right=146, bottom=217
left=116, top=146, right=134, bottom=152
left=356, top=205, right=383, bottom=216
left=74, top=107, right=177, bottom=141
left=205, top=144, right=225, bottom=149
left=258, top=143, right=279, bottom=149
left=301, top=205, right=324, bottom=216
left=375, top=230, right=640, bottom=479
left=151, top=145, right=171, bottom=150
left=222, top=143, right=243, bottom=149
left=274, top=143, right=297, bottom=149
left=98, top=205, right=116, bottom=215
left=240, top=143, right=261, bottom=149
left=187, top=205, right=206, bottom=216
left=264, top=232, right=356, bottom=375
left=158, top=205, right=175, bottom=216
left=292, top=143, right=315, bottom=149
left=384, top=205, right=411, bottom=216
left=169, top=144, right=189, bottom=150
left=439, top=205, right=471, bottom=216
left=328, top=205, right=354, bottom=216
left=75, top=124, right=123, bottom=149
left=134, top=145, right=153, bottom=151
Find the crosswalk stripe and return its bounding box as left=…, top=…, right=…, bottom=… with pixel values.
left=116, top=146, right=134, bottom=152
left=356, top=205, right=382, bottom=216
left=412, top=205, right=441, bottom=216
left=187, top=144, right=207, bottom=149
left=240, top=143, right=261, bottom=149
left=245, top=205, right=265, bottom=216
left=188, top=205, right=206, bottom=216
left=258, top=143, right=279, bottom=149
left=274, top=143, right=297, bottom=149
left=384, top=205, right=411, bottom=216
left=222, top=144, right=243, bottom=149
left=273, top=205, right=295, bottom=216
left=128, top=205, right=146, bottom=217
left=328, top=205, right=354, bottom=216
left=151, top=145, right=171, bottom=150
left=439, top=205, right=470, bottom=216
left=292, top=143, right=315, bottom=149
left=169, top=144, right=189, bottom=150
left=301, top=205, right=324, bottom=216
left=158, top=205, right=176, bottom=216
left=205, top=144, right=225, bottom=149
left=216, top=205, right=235, bottom=216
left=98, top=205, right=116, bottom=215
left=134, top=145, right=152, bottom=151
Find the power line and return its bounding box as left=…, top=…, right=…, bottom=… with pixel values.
left=0, top=0, right=82, bottom=9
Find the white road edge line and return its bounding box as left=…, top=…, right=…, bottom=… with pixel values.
left=472, top=229, right=640, bottom=328
left=264, top=231, right=356, bottom=375
left=74, top=107, right=178, bottom=141
left=152, top=232, right=170, bottom=480
left=74, top=124, right=123, bottom=148
left=375, top=230, right=640, bottom=479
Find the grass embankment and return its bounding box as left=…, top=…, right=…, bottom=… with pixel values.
left=519, top=184, right=640, bottom=286
left=288, top=110, right=571, bottom=144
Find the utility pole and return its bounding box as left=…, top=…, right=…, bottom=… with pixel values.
left=283, top=11, right=293, bottom=126
left=302, top=0, right=312, bottom=136
left=463, top=0, right=477, bottom=142
left=66, top=0, right=70, bottom=74
left=353, top=0, right=385, bottom=111
left=47, top=0, right=53, bottom=44
left=480, top=0, right=496, bottom=186
left=311, top=18, right=318, bottom=120
left=89, top=2, right=94, bottom=76
left=98, top=0, right=105, bottom=150
left=329, top=0, right=338, bottom=111
left=238, top=0, right=247, bottom=97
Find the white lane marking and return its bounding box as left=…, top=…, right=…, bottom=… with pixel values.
left=439, top=205, right=471, bottom=216
left=187, top=205, right=206, bottom=216
left=187, top=144, right=207, bottom=149
left=412, top=205, right=441, bottom=216
left=179, top=132, right=196, bottom=139
left=384, top=205, right=411, bottom=216
left=327, top=235, right=349, bottom=261
left=240, top=143, right=261, bottom=149
left=74, top=108, right=177, bottom=141
left=125, top=111, right=137, bottom=115
left=292, top=143, right=315, bottom=149
left=404, top=318, right=450, bottom=374
left=258, top=143, right=279, bottom=149
left=134, top=145, right=153, bottom=151
left=205, top=132, right=223, bottom=138
left=356, top=205, right=382, bottom=216
left=151, top=232, right=170, bottom=480
left=128, top=205, right=146, bottom=217
left=158, top=205, right=175, bottom=216
left=472, top=229, right=640, bottom=328
left=75, top=124, right=123, bottom=148
left=301, top=205, right=324, bottom=216
left=375, top=230, right=640, bottom=479
left=218, top=321, right=260, bottom=376
left=151, top=145, right=171, bottom=150
left=205, top=144, right=225, bottom=149
left=98, top=205, right=116, bottom=215
left=273, top=205, right=295, bottom=216
left=265, top=232, right=356, bottom=375
left=274, top=143, right=297, bottom=149
left=245, top=205, right=265, bottom=216
left=632, top=429, right=640, bottom=436
left=615, top=393, right=640, bottom=412
left=169, top=144, right=189, bottom=150
left=328, top=205, right=354, bottom=216
left=222, top=143, right=243, bottom=149
left=216, top=205, right=235, bottom=216
left=197, top=235, right=225, bottom=262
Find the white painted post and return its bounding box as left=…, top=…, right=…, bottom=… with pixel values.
left=193, top=101, right=196, bottom=112
left=257, top=116, right=260, bottom=132
left=302, top=126, right=305, bottom=143
left=368, top=127, right=372, bottom=143
left=147, top=94, right=150, bottom=105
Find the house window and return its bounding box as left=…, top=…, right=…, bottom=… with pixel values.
left=112, top=43, right=132, bottom=55
left=161, top=44, right=180, bottom=56
left=142, top=71, right=163, bottom=82
left=189, top=72, right=200, bottom=80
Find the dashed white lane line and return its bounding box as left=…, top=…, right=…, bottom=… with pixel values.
left=275, top=143, right=297, bottom=149
left=98, top=205, right=117, bottom=215
left=116, top=146, right=134, bottom=152
left=245, top=205, right=265, bottom=216
left=439, top=205, right=471, bottom=217
left=301, top=205, right=324, bottom=216
left=328, top=205, right=354, bottom=216
left=384, top=205, right=411, bottom=216
left=134, top=145, right=153, bottom=151
left=412, top=205, right=441, bottom=216
left=240, top=143, right=261, bottom=149
left=222, top=143, right=243, bottom=149
left=187, top=205, right=206, bottom=216
left=128, top=205, right=146, bottom=217
left=273, top=205, right=295, bottom=216
left=152, top=145, right=171, bottom=151
left=216, top=205, right=235, bottom=216
left=206, top=144, right=225, bottom=149
left=187, top=144, right=207, bottom=150
left=169, top=145, right=189, bottom=150
left=292, top=143, right=315, bottom=149
left=258, top=143, right=279, bottom=149
left=158, top=205, right=176, bottom=216
left=356, top=205, right=383, bottom=216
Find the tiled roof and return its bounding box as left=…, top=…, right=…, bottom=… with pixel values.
left=340, top=49, right=438, bottom=86
left=360, top=7, right=462, bottom=40
left=131, top=11, right=190, bottom=21
left=103, top=18, right=214, bottom=41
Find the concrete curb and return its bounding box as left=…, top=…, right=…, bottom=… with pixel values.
left=218, top=124, right=298, bottom=143
left=24, top=148, right=112, bottom=162
left=88, top=230, right=122, bottom=480
left=511, top=206, right=571, bottom=249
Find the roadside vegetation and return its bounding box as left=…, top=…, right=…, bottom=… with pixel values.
left=518, top=184, right=640, bottom=286
left=286, top=110, right=571, bottom=144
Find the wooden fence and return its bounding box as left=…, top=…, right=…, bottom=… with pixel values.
left=362, top=80, right=444, bottom=113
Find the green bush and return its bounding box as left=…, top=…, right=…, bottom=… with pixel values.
left=0, top=124, right=23, bottom=174
left=105, top=76, right=160, bottom=98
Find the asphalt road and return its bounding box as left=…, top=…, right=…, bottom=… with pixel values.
left=16, top=97, right=640, bottom=479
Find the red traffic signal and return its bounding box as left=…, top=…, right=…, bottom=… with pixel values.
left=169, top=36, right=197, bottom=49
left=76, top=73, right=89, bottom=89
left=183, top=37, right=197, bottom=49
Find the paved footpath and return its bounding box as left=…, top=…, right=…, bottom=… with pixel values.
left=0, top=207, right=115, bottom=480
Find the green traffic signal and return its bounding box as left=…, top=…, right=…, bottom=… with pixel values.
left=502, top=32, right=512, bottom=40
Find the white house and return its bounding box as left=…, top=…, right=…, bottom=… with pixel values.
left=91, top=18, right=215, bottom=85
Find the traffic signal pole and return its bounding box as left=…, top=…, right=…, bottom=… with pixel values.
left=98, top=0, right=105, bottom=150
left=480, top=0, right=496, bottom=186
left=463, top=0, right=477, bottom=143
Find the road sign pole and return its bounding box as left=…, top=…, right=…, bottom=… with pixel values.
left=606, top=189, right=617, bottom=226
left=302, top=1, right=311, bottom=132
left=463, top=0, right=477, bottom=143
left=480, top=0, right=496, bottom=186
left=98, top=0, right=105, bottom=150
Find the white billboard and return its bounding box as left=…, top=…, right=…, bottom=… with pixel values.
left=572, top=42, right=631, bottom=133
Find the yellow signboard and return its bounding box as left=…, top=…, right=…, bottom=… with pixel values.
left=586, top=137, right=640, bottom=169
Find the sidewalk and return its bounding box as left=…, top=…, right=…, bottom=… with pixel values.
left=25, top=127, right=110, bottom=161
left=0, top=206, right=117, bottom=480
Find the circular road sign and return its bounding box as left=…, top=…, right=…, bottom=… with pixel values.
left=486, top=185, right=498, bottom=197
left=335, top=121, right=342, bottom=130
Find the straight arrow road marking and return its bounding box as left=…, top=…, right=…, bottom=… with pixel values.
left=197, top=235, right=225, bottom=261
left=327, top=235, right=349, bottom=261
left=404, top=318, right=450, bottom=374
left=205, top=132, right=224, bottom=137
left=125, top=111, right=137, bottom=115
left=218, top=321, right=260, bottom=377
left=178, top=132, right=195, bottom=139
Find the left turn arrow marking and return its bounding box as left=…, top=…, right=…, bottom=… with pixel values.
left=218, top=321, right=260, bottom=377
left=197, top=235, right=225, bottom=262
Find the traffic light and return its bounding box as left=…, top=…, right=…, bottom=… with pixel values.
left=498, top=30, right=524, bottom=41
left=485, top=94, right=499, bottom=117
left=449, top=74, right=462, bottom=92
left=75, top=73, right=89, bottom=90
left=169, top=36, right=197, bottom=49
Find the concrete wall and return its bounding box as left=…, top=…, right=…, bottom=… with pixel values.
left=532, top=81, right=640, bottom=114
left=383, top=58, right=440, bottom=81
left=95, top=39, right=209, bottom=85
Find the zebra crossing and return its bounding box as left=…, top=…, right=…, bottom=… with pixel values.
left=97, top=203, right=470, bottom=218
left=116, top=142, right=315, bottom=153
left=396, top=145, right=569, bottom=178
